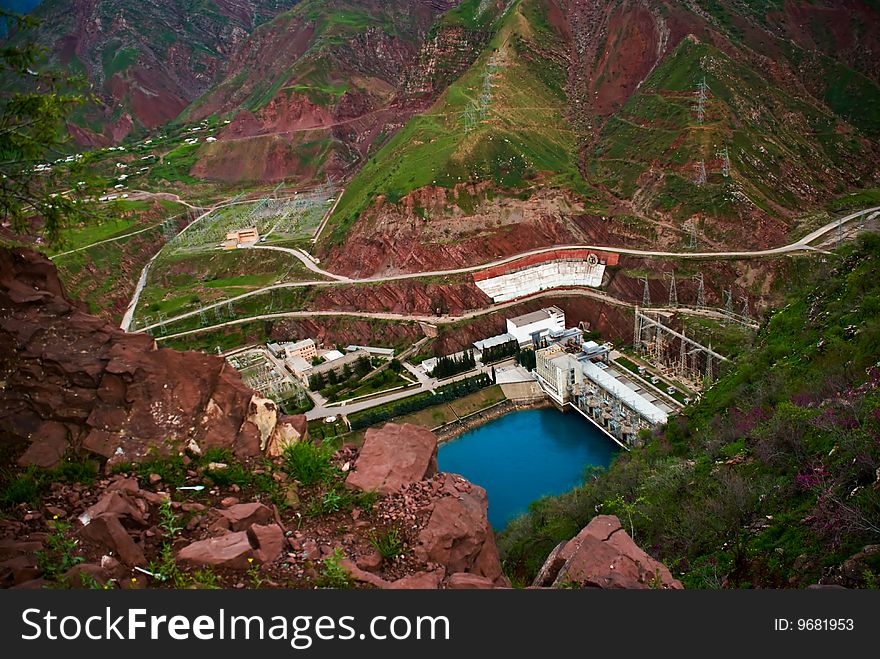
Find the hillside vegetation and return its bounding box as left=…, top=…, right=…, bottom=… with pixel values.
left=324, top=0, right=588, bottom=244
left=499, top=234, right=880, bottom=588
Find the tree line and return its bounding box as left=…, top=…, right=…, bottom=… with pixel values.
left=429, top=350, right=476, bottom=379
left=349, top=373, right=491, bottom=431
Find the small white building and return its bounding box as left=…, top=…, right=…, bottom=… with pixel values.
left=286, top=355, right=313, bottom=380
left=322, top=349, right=345, bottom=363
left=506, top=307, right=566, bottom=346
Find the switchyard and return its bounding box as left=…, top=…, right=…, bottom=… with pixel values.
left=633, top=308, right=728, bottom=389
left=166, top=184, right=335, bottom=253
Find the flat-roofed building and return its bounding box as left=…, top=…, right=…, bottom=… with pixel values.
left=305, top=349, right=370, bottom=389
left=506, top=306, right=566, bottom=346
left=345, top=345, right=395, bottom=358
left=286, top=338, right=316, bottom=361
left=286, top=355, right=313, bottom=380
left=535, top=344, right=669, bottom=446
left=223, top=227, right=260, bottom=249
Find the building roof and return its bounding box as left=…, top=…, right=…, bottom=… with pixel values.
left=286, top=355, right=312, bottom=374
left=581, top=360, right=668, bottom=425
left=508, top=309, right=552, bottom=327
left=288, top=338, right=315, bottom=351
left=322, top=350, right=345, bottom=362
left=473, top=333, right=517, bottom=351
left=309, top=349, right=370, bottom=376
left=346, top=345, right=395, bottom=356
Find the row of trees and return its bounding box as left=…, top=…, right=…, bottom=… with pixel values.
left=516, top=347, right=537, bottom=370
left=430, top=350, right=476, bottom=379
left=308, top=355, right=372, bottom=392
left=479, top=339, right=519, bottom=365
left=349, top=373, right=491, bottom=430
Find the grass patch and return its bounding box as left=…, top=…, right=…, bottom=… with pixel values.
left=282, top=440, right=338, bottom=486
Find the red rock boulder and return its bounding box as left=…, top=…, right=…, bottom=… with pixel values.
left=415, top=474, right=507, bottom=587
left=532, top=515, right=683, bottom=589
left=345, top=423, right=438, bottom=494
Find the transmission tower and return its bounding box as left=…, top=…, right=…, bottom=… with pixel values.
left=679, top=330, right=687, bottom=376
left=836, top=216, right=844, bottom=245
left=633, top=311, right=642, bottom=350
left=640, top=277, right=651, bottom=307
left=199, top=310, right=208, bottom=327
left=719, top=146, right=731, bottom=177
left=683, top=220, right=698, bottom=251
left=694, top=77, right=710, bottom=124
left=740, top=296, right=750, bottom=320
left=705, top=346, right=714, bottom=384
left=666, top=271, right=678, bottom=307
left=723, top=290, right=733, bottom=322
left=696, top=159, right=707, bottom=186
left=227, top=302, right=235, bottom=319
left=157, top=313, right=167, bottom=336
left=214, top=306, right=225, bottom=323
left=693, top=272, right=706, bottom=308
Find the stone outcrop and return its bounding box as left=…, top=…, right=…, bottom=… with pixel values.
left=532, top=515, right=683, bottom=589
left=345, top=423, right=438, bottom=494
left=176, top=522, right=285, bottom=569
left=415, top=474, right=506, bottom=587
left=340, top=424, right=507, bottom=589
left=265, top=415, right=309, bottom=457
left=0, top=247, right=308, bottom=467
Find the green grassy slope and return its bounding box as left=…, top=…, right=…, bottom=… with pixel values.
left=589, top=36, right=878, bottom=228
left=323, top=0, right=586, bottom=245
left=499, top=233, right=880, bottom=588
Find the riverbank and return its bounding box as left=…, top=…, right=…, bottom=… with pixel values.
left=433, top=397, right=553, bottom=444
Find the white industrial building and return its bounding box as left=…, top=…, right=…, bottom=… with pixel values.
left=535, top=344, right=669, bottom=446
left=475, top=258, right=606, bottom=302
left=506, top=307, right=566, bottom=346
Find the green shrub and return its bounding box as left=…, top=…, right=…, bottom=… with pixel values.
left=318, top=548, right=352, bottom=588
left=370, top=528, right=404, bottom=560
left=283, top=441, right=338, bottom=486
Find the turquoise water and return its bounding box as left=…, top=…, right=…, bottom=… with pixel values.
left=438, top=408, right=620, bottom=529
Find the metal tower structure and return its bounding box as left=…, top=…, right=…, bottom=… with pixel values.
left=696, top=159, right=707, bottom=186
left=684, top=221, right=698, bottom=250
left=740, top=296, right=750, bottom=320
left=705, top=346, right=714, bottom=384
left=666, top=271, right=678, bottom=307
left=723, top=290, right=733, bottom=322
left=633, top=307, right=641, bottom=349
left=694, top=77, right=710, bottom=124
left=693, top=272, right=706, bottom=308
left=640, top=277, right=651, bottom=307
left=719, top=146, right=730, bottom=177
left=679, top=330, right=688, bottom=375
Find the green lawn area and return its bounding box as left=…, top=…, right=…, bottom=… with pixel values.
left=47, top=218, right=138, bottom=255
left=382, top=384, right=507, bottom=430
left=345, top=369, right=413, bottom=400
